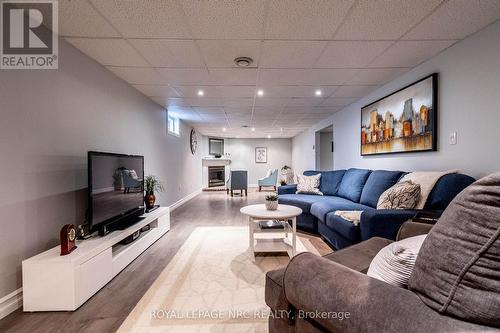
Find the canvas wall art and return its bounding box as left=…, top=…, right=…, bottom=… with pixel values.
left=361, top=73, right=438, bottom=156
left=255, top=147, right=267, bottom=163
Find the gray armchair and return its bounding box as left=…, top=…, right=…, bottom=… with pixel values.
left=226, top=170, right=248, bottom=197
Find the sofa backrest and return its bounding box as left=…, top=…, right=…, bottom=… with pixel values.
left=303, top=170, right=346, bottom=196
left=409, top=172, right=500, bottom=328
left=423, top=173, right=476, bottom=211
left=359, top=170, right=405, bottom=207
left=336, top=168, right=372, bottom=202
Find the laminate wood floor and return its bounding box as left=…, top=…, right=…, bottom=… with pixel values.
left=0, top=189, right=332, bottom=333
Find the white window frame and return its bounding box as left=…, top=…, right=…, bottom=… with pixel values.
left=167, top=112, right=180, bottom=137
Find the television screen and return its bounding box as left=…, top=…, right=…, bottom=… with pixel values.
left=88, top=152, right=144, bottom=232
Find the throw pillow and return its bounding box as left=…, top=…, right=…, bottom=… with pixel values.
left=408, top=172, right=500, bottom=327
left=377, top=181, right=421, bottom=209
left=367, top=235, right=427, bottom=288
left=296, top=174, right=323, bottom=195
left=129, top=170, right=138, bottom=179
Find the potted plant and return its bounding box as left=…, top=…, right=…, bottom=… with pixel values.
left=265, top=194, right=278, bottom=211
left=144, top=175, right=164, bottom=209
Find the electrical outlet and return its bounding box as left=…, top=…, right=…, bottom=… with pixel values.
left=449, top=132, right=457, bottom=145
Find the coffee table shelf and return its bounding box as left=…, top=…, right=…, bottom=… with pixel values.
left=240, top=204, right=302, bottom=261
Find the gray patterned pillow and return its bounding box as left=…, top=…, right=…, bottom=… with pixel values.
left=296, top=174, right=323, bottom=195
left=377, top=181, right=421, bottom=209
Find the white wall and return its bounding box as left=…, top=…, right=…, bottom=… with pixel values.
left=0, top=40, right=202, bottom=301
left=224, top=138, right=292, bottom=185
left=292, top=20, right=500, bottom=178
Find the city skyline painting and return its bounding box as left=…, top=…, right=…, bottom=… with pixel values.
left=361, top=73, right=438, bottom=156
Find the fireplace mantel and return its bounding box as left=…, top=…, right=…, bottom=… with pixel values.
left=202, top=156, right=231, bottom=167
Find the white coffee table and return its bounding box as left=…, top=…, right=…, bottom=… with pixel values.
left=240, top=204, right=302, bottom=260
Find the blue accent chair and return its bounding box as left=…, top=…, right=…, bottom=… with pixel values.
left=121, top=170, right=143, bottom=193
left=226, top=170, right=248, bottom=196
left=258, top=169, right=278, bottom=191
left=278, top=168, right=475, bottom=249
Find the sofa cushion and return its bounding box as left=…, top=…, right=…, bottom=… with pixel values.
left=278, top=194, right=331, bottom=214
left=423, top=173, right=475, bottom=210
left=336, top=168, right=372, bottom=202
left=304, top=170, right=346, bottom=196
left=325, top=213, right=364, bottom=242
left=360, top=170, right=404, bottom=207
left=296, top=173, right=322, bottom=195
left=310, top=197, right=372, bottom=222
left=409, top=172, right=500, bottom=328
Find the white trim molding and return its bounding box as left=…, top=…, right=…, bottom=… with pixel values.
left=0, top=288, right=22, bottom=320
left=169, top=189, right=202, bottom=212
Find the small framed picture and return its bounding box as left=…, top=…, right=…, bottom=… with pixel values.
left=255, top=147, right=267, bottom=163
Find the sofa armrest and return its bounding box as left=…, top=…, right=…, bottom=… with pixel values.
left=283, top=253, right=489, bottom=333
left=278, top=184, right=297, bottom=195
left=396, top=221, right=433, bottom=241
left=360, top=209, right=419, bottom=241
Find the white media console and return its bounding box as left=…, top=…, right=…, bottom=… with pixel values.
left=22, top=207, right=170, bottom=312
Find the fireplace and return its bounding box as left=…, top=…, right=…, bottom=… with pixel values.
left=208, top=166, right=225, bottom=187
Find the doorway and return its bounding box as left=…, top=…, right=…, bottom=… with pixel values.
left=315, top=125, right=333, bottom=171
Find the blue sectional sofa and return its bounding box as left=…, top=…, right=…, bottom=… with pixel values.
left=278, top=168, right=475, bottom=249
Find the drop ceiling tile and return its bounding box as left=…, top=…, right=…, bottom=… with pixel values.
left=403, top=0, right=500, bottom=40
left=261, top=86, right=338, bottom=98
left=254, top=98, right=289, bottom=108
left=59, top=0, right=120, bottom=37
left=224, top=107, right=253, bottom=115
left=156, top=68, right=213, bottom=85
left=184, top=98, right=225, bottom=107
left=151, top=97, right=192, bottom=108
left=259, top=69, right=359, bottom=85
left=315, top=41, right=393, bottom=68
left=165, top=98, right=192, bottom=107
left=252, top=106, right=284, bottom=115
left=369, top=40, right=456, bottom=68
left=106, top=67, right=167, bottom=85
left=260, top=41, right=327, bottom=68
left=90, top=0, right=192, bottom=38
left=282, top=107, right=314, bottom=114
left=345, top=68, right=410, bottom=85
left=132, top=85, right=180, bottom=97
left=193, top=107, right=225, bottom=115
left=223, top=98, right=255, bottom=107
left=216, top=86, right=257, bottom=98
left=286, top=98, right=324, bottom=107
left=198, top=40, right=261, bottom=68
left=209, top=69, right=259, bottom=85
left=65, top=38, right=149, bottom=66
left=334, top=0, right=443, bottom=40
left=320, top=97, right=358, bottom=107
left=173, top=86, right=222, bottom=98
left=129, top=39, right=205, bottom=67
left=332, top=85, right=379, bottom=98
left=265, top=0, right=354, bottom=39
left=180, top=0, right=266, bottom=39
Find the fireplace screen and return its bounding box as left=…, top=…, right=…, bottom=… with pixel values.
left=208, top=166, right=225, bottom=187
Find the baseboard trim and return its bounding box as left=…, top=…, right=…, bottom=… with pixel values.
left=169, top=189, right=201, bottom=212
left=0, top=288, right=22, bottom=320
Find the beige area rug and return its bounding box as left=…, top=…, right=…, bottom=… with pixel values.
left=118, top=226, right=319, bottom=333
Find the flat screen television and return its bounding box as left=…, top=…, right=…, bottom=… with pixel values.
left=88, top=151, right=145, bottom=235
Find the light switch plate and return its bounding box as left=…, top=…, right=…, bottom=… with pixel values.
left=449, top=132, right=457, bottom=145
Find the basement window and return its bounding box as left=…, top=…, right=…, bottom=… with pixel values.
left=167, top=113, right=180, bottom=137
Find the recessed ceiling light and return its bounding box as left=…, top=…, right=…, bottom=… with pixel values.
left=267, top=135, right=271, bottom=139
left=222, top=127, right=227, bottom=132
left=257, top=89, right=264, bottom=97
left=315, top=89, right=322, bottom=96
left=197, top=90, right=204, bottom=96
left=234, top=56, right=253, bottom=67
left=251, top=127, right=256, bottom=132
